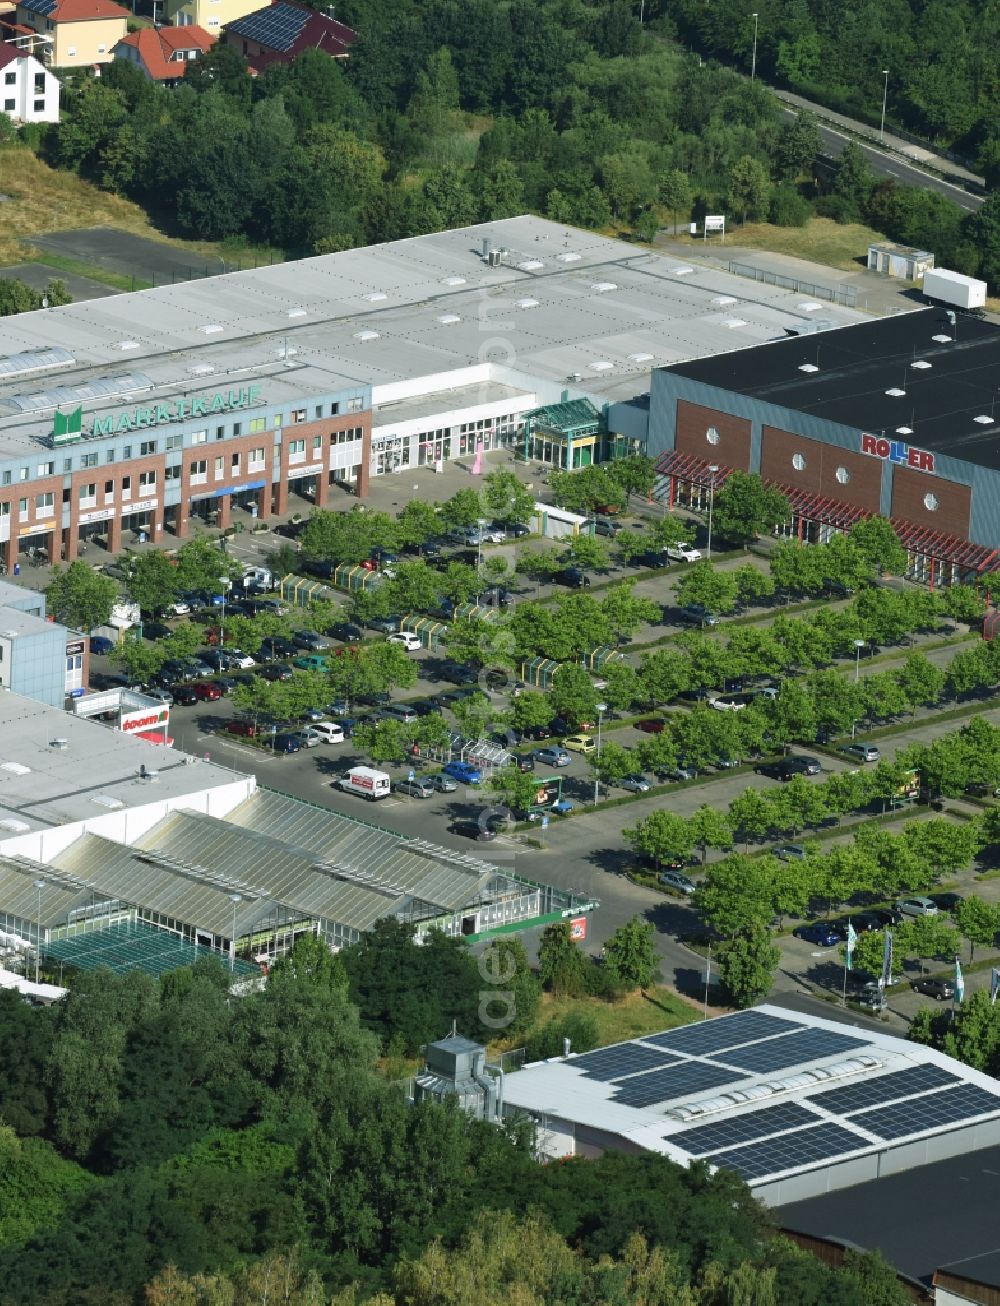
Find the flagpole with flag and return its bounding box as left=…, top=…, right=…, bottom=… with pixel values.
left=954, top=955, right=965, bottom=1013
left=843, top=920, right=858, bottom=1005
left=991, top=968, right=1000, bottom=1006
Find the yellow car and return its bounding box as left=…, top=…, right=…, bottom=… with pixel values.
left=563, top=734, right=596, bottom=754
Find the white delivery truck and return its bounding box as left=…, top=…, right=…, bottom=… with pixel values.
left=336, top=766, right=391, bottom=801
left=922, top=268, right=987, bottom=311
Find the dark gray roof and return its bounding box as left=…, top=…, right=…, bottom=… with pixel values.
left=781, top=1142, right=1000, bottom=1285
left=664, top=308, right=1000, bottom=473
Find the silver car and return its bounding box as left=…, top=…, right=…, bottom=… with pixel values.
left=843, top=742, right=881, bottom=764
left=397, top=777, right=435, bottom=799
left=429, top=773, right=458, bottom=793
left=620, top=774, right=651, bottom=793
left=659, top=870, right=696, bottom=895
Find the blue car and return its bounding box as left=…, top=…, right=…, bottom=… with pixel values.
left=443, top=760, right=483, bottom=785
left=270, top=732, right=302, bottom=754
left=90, top=635, right=115, bottom=655
left=793, top=922, right=842, bottom=948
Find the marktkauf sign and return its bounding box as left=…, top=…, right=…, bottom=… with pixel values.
left=53, top=386, right=264, bottom=445
left=861, top=432, right=935, bottom=473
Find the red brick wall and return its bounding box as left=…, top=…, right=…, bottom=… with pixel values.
left=890, top=465, right=971, bottom=536
left=675, top=401, right=751, bottom=471
left=760, top=427, right=883, bottom=513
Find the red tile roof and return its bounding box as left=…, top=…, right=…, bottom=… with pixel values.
left=114, top=22, right=214, bottom=79
left=225, top=0, right=355, bottom=69
left=20, top=0, right=129, bottom=22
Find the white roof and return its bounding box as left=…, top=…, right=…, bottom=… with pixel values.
left=0, top=217, right=866, bottom=460
left=503, top=1005, right=1000, bottom=1186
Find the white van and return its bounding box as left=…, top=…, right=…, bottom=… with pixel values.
left=312, top=721, right=346, bottom=744
left=336, top=766, right=391, bottom=800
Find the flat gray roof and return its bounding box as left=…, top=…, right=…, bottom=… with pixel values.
left=0, top=217, right=866, bottom=458
left=373, top=379, right=532, bottom=430
left=0, top=692, right=241, bottom=836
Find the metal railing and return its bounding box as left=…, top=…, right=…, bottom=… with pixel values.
left=728, top=261, right=858, bottom=307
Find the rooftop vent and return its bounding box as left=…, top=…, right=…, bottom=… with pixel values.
left=188, top=364, right=216, bottom=377
left=287, top=308, right=307, bottom=319
left=974, top=414, right=994, bottom=425
left=0, top=818, right=30, bottom=833
left=673, top=266, right=694, bottom=276
left=911, top=359, right=932, bottom=369
left=885, top=387, right=906, bottom=397
left=628, top=352, right=654, bottom=363
left=91, top=795, right=124, bottom=809
left=665, top=1055, right=881, bottom=1122
left=0, top=762, right=30, bottom=776
left=116, top=341, right=140, bottom=351
left=896, top=425, right=913, bottom=435
left=798, top=302, right=823, bottom=312
left=437, top=314, right=461, bottom=325
left=442, top=276, right=466, bottom=286
left=590, top=281, right=618, bottom=293
left=355, top=330, right=379, bottom=342
left=516, top=298, right=539, bottom=309
left=931, top=333, right=952, bottom=343
left=49, top=738, right=68, bottom=750
left=798, top=363, right=820, bottom=373
left=364, top=292, right=387, bottom=302
left=589, top=360, right=613, bottom=371
left=724, top=318, right=747, bottom=329
left=711, top=295, right=738, bottom=306
left=557, top=252, right=581, bottom=262
left=137, top=764, right=158, bottom=782
left=200, top=324, right=224, bottom=335
left=518, top=259, right=544, bottom=271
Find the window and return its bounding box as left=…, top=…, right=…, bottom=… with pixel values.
left=214, top=456, right=224, bottom=478
left=81, top=452, right=97, bottom=468
left=122, top=445, right=132, bottom=459
left=312, top=435, right=322, bottom=451
left=0, top=502, right=8, bottom=516
left=104, top=480, right=114, bottom=496
left=232, top=422, right=241, bottom=436
left=292, top=409, right=308, bottom=424
left=34, top=73, right=44, bottom=92
left=165, top=434, right=183, bottom=451
left=36, top=462, right=53, bottom=477
left=273, top=414, right=283, bottom=429
left=165, top=464, right=181, bottom=482
left=35, top=492, right=53, bottom=517
left=4, top=72, right=14, bottom=85
left=315, top=406, right=322, bottom=420
left=791, top=452, right=806, bottom=471
left=706, top=427, right=720, bottom=445
left=923, top=492, right=939, bottom=512
left=215, top=426, right=225, bottom=440
left=190, top=459, right=207, bottom=484
left=348, top=396, right=363, bottom=413
left=122, top=475, right=132, bottom=500
left=139, top=471, right=156, bottom=490
left=288, top=439, right=306, bottom=463
left=19, top=467, right=28, bottom=482
left=231, top=452, right=240, bottom=470
left=105, top=449, right=115, bottom=463
left=191, top=430, right=207, bottom=444
left=835, top=466, right=850, bottom=484
left=18, top=498, right=27, bottom=521
left=33, top=99, right=44, bottom=113
left=1, top=471, right=9, bottom=486
left=139, top=440, right=156, bottom=456
left=249, top=417, right=266, bottom=434
left=248, top=447, right=265, bottom=469
left=330, top=403, right=339, bottom=415
left=3, top=100, right=12, bottom=113
left=78, top=483, right=96, bottom=507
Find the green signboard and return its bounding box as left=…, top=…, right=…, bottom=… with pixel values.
left=52, top=385, right=264, bottom=445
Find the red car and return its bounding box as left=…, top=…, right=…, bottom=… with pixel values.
left=635, top=718, right=666, bottom=734
left=190, top=681, right=223, bottom=702
left=224, top=719, right=258, bottom=737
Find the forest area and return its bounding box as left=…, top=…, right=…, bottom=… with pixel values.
left=0, top=932, right=916, bottom=1305
left=12, top=0, right=1000, bottom=290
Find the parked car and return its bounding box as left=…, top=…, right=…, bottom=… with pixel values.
left=224, top=718, right=259, bottom=738
left=634, top=718, right=667, bottom=734
left=756, top=756, right=822, bottom=780
left=142, top=620, right=173, bottom=641
left=659, top=870, right=696, bottom=895
left=665, top=542, right=702, bottom=562
left=668, top=763, right=698, bottom=782
left=521, top=724, right=553, bottom=742
left=311, top=721, right=346, bottom=744
left=397, top=777, right=435, bottom=799
left=410, top=699, right=442, bottom=717
left=449, top=818, right=499, bottom=842
left=385, top=704, right=419, bottom=724
left=170, top=683, right=200, bottom=706
left=292, top=631, right=327, bottom=651
left=535, top=746, right=572, bottom=767
left=388, top=631, right=422, bottom=652
left=368, top=615, right=403, bottom=634
left=297, top=728, right=323, bottom=748
left=711, top=692, right=752, bottom=712
left=843, top=742, right=881, bottom=764
left=190, top=681, right=223, bottom=702
left=260, top=636, right=298, bottom=660
left=478, top=524, right=506, bottom=545
left=928, top=892, right=965, bottom=913
left=637, top=551, right=671, bottom=569
left=509, top=753, right=535, bottom=773
left=502, top=521, right=531, bottom=538
left=793, top=922, right=843, bottom=947
left=429, top=772, right=458, bottom=793
left=166, top=599, right=191, bottom=616
left=912, top=977, right=956, bottom=1001
left=850, top=912, right=884, bottom=933
left=678, top=604, right=719, bottom=626
left=293, top=655, right=328, bottom=672
left=229, top=651, right=256, bottom=670
left=868, top=907, right=902, bottom=928
left=478, top=586, right=511, bottom=607
left=563, top=734, right=595, bottom=754
left=257, top=664, right=294, bottom=682
left=620, top=774, right=651, bottom=793
left=557, top=566, right=591, bottom=588
left=328, top=622, right=364, bottom=643
left=775, top=843, right=807, bottom=861
left=442, top=760, right=483, bottom=785
left=897, top=896, right=939, bottom=918
left=270, top=733, right=302, bottom=754
left=90, top=635, right=115, bottom=655
left=590, top=517, right=622, bottom=538
left=441, top=661, right=479, bottom=685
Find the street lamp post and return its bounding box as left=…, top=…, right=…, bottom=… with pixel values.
left=880, top=70, right=889, bottom=143
left=706, top=464, right=720, bottom=559
left=593, top=702, right=607, bottom=806
left=219, top=576, right=231, bottom=654
left=229, top=893, right=241, bottom=970
left=854, top=638, right=866, bottom=683
left=751, top=13, right=759, bottom=81
left=34, top=879, right=44, bottom=984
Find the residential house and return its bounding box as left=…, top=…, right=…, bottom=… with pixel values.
left=113, top=22, right=214, bottom=83
left=223, top=0, right=355, bottom=72
left=13, top=0, right=128, bottom=67
left=165, top=0, right=256, bottom=38
left=0, top=40, right=59, bottom=119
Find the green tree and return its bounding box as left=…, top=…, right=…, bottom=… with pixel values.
left=903, top=818, right=980, bottom=878
left=600, top=581, right=660, bottom=642
left=717, top=924, right=780, bottom=1008
left=489, top=767, right=545, bottom=817
left=174, top=537, right=242, bottom=593
left=46, top=562, right=118, bottom=632
left=727, top=154, right=772, bottom=224
left=832, top=141, right=876, bottom=218
left=897, top=652, right=946, bottom=715
left=728, top=788, right=781, bottom=851
left=712, top=473, right=791, bottom=545
left=688, top=805, right=734, bottom=864
left=109, top=636, right=163, bottom=685
left=395, top=500, right=440, bottom=549
left=602, top=917, right=659, bottom=990
left=511, top=691, right=555, bottom=733
left=659, top=167, right=691, bottom=234
left=733, top=564, right=775, bottom=608
left=481, top=468, right=535, bottom=525
left=123, top=550, right=181, bottom=614
left=848, top=517, right=907, bottom=576
left=955, top=896, right=1000, bottom=963
left=550, top=663, right=599, bottom=728
left=625, top=810, right=695, bottom=869
left=562, top=533, right=610, bottom=572
left=675, top=561, right=739, bottom=615
left=695, top=854, right=774, bottom=938
left=438, top=488, right=483, bottom=531
left=478, top=938, right=540, bottom=1038
left=537, top=921, right=588, bottom=997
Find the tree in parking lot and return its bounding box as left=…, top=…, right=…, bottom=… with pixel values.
left=395, top=500, right=440, bottom=548
left=725, top=626, right=786, bottom=681
left=589, top=740, right=634, bottom=787
left=123, top=550, right=180, bottom=614
left=904, top=818, right=981, bottom=879
left=674, top=629, right=730, bottom=692
left=806, top=669, right=864, bottom=738
left=898, top=915, right=961, bottom=974
left=439, top=561, right=481, bottom=605
left=940, top=583, right=986, bottom=625
left=549, top=663, right=599, bottom=729
left=688, top=805, right=734, bottom=864
left=613, top=530, right=649, bottom=565
left=514, top=548, right=563, bottom=582
left=955, top=896, right=1000, bottom=963
left=717, top=924, right=780, bottom=1008
left=489, top=767, right=544, bottom=817
left=728, top=787, right=780, bottom=851
left=451, top=691, right=497, bottom=742
left=562, top=533, right=610, bottom=572
left=174, top=537, right=243, bottom=593
left=711, top=473, right=791, bottom=546
left=353, top=717, right=409, bottom=765
left=946, top=643, right=996, bottom=698
left=732, top=564, right=775, bottom=609
left=230, top=677, right=288, bottom=726
left=46, top=562, right=118, bottom=632
left=548, top=466, right=624, bottom=517
left=438, top=488, right=482, bottom=531
left=600, top=581, right=660, bottom=643
left=301, top=600, right=342, bottom=637
left=602, top=917, right=659, bottom=991
left=695, top=855, right=774, bottom=938
left=770, top=539, right=822, bottom=596
left=756, top=681, right=816, bottom=750
left=770, top=855, right=818, bottom=924
left=604, top=455, right=655, bottom=501
left=843, top=928, right=887, bottom=980
left=511, top=691, right=555, bottom=734
left=600, top=662, right=642, bottom=714
left=408, top=713, right=451, bottom=757
left=852, top=828, right=922, bottom=900
left=773, top=774, right=829, bottom=835
left=648, top=513, right=697, bottom=552
left=896, top=651, right=946, bottom=716
left=300, top=507, right=396, bottom=565
left=348, top=587, right=393, bottom=627
left=638, top=648, right=692, bottom=705
left=674, top=561, right=738, bottom=616
left=858, top=671, right=909, bottom=728
left=110, top=636, right=163, bottom=685
left=624, top=810, right=694, bottom=869
left=537, top=921, right=589, bottom=997
left=443, top=616, right=494, bottom=669
left=158, top=621, right=205, bottom=660
left=220, top=613, right=267, bottom=656
left=635, top=727, right=679, bottom=779
left=818, top=845, right=874, bottom=914
left=481, top=468, right=535, bottom=525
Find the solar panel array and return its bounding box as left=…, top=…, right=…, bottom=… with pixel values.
left=644, top=1010, right=799, bottom=1055
left=853, top=1084, right=1000, bottom=1140
left=613, top=1061, right=743, bottom=1108
left=717, top=1028, right=868, bottom=1074
left=706, top=1122, right=867, bottom=1182
left=673, top=1102, right=816, bottom=1156
left=811, top=1063, right=959, bottom=1115
left=231, top=3, right=308, bottom=52
left=571, top=1042, right=675, bottom=1081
